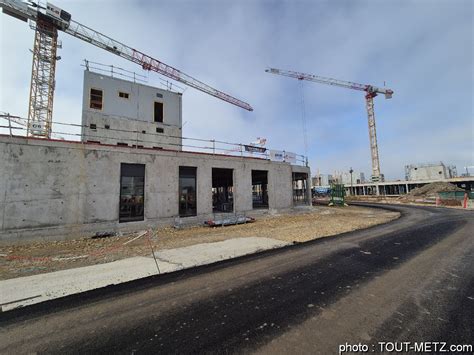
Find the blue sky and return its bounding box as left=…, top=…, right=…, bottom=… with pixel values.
left=1, top=0, right=472, bottom=179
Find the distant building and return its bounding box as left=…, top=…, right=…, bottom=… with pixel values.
left=312, top=174, right=332, bottom=187
left=313, top=171, right=366, bottom=187
left=405, top=162, right=457, bottom=181
left=341, top=171, right=366, bottom=185
left=81, top=70, right=183, bottom=149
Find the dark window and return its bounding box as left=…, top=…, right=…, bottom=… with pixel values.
left=252, top=170, right=268, bottom=209
left=105, top=124, right=110, bottom=129
left=142, top=130, right=146, bottom=134
left=292, top=172, right=308, bottom=205
left=118, top=91, right=129, bottom=99
left=120, top=163, right=145, bottom=223
left=179, top=167, right=197, bottom=217
left=156, top=93, right=163, bottom=98
left=154, top=102, right=163, bottom=123
left=89, top=123, right=97, bottom=130
left=117, top=142, right=128, bottom=146
left=90, top=88, right=103, bottom=110
left=212, top=168, right=233, bottom=213
left=156, top=127, right=164, bottom=133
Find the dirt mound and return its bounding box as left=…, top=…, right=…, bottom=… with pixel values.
left=406, top=182, right=463, bottom=197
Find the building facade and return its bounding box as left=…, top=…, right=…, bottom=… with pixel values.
left=0, top=136, right=311, bottom=243
left=405, top=162, right=457, bottom=181
left=81, top=70, right=183, bottom=149
left=312, top=171, right=365, bottom=187
left=340, top=171, right=366, bottom=185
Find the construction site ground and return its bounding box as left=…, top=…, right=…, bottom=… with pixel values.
left=346, top=182, right=470, bottom=208
left=346, top=196, right=470, bottom=209
left=0, top=205, right=399, bottom=281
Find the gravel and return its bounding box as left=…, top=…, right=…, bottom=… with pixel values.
left=0, top=206, right=399, bottom=280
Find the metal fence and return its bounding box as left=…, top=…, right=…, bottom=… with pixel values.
left=0, top=114, right=308, bottom=166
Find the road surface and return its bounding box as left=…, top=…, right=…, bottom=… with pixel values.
left=1, top=204, right=473, bottom=354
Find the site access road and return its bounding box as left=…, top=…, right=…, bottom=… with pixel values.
left=0, top=204, right=472, bottom=354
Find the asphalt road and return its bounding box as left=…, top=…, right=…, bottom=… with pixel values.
left=1, top=204, right=473, bottom=354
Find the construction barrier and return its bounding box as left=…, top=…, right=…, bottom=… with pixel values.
left=329, top=184, right=346, bottom=207
left=437, top=191, right=473, bottom=208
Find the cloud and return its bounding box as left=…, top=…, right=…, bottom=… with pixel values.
left=1, top=0, right=472, bottom=180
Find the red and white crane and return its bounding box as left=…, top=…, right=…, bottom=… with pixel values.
left=0, top=0, right=253, bottom=138
left=266, top=67, right=393, bottom=182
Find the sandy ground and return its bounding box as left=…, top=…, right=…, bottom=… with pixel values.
left=346, top=195, right=471, bottom=209
left=0, top=205, right=399, bottom=280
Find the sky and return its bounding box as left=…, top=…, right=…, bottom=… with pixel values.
left=0, top=0, right=472, bottom=180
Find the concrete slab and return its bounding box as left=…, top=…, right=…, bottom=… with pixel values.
left=0, top=257, right=165, bottom=312
left=154, top=237, right=289, bottom=269
left=0, top=237, right=289, bottom=312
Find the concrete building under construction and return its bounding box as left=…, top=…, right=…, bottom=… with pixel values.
left=81, top=70, right=183, bottom=150
left=0, top=70, right=311, bottom=243
left=405, top=162, right=457, bottom=181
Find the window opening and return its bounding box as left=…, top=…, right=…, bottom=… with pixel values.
left=179, top=167, right=197, bottom=217
left=292, top=172, right=308, bottom=205
left=90, top=88, right=103, bottom=110
left=252, top=170, right=268, bottom=209
left=212, top=168, right=234, bottom=213
left=154, top=102, right=163, bottom=123
left=119, top=163, right=145, bottom=222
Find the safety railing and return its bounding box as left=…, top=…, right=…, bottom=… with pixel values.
left=0, top=114, right=308, bottom=166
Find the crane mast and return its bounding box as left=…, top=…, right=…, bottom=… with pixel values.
left=28, top=15, right=59, bottom=137
left=266, top=67, right=393, bottom=182
left=0, top=0, right=253, bottom=138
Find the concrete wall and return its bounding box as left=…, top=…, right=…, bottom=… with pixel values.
left=405, top=163, right=449, bottom=181
left=81, top=70, right=182, bottom=149
left=0, top=136, right=311, bottom=243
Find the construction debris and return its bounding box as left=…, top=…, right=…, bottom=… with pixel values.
left=404, top=182, right=464, bottom=198
left=92, top=231, right=117, bottom=239
left=205, top=216, right=256, bottom=227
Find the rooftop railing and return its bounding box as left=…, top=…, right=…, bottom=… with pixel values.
left=0, top=114, right=308, bottom=166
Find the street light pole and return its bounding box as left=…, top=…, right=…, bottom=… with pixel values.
left=349, top=167, right=354, bottom=196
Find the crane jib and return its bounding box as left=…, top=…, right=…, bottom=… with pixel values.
left=0, top=0, right=253, bottom=112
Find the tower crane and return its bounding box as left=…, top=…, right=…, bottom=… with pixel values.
left=266, top=67, right=393, bottom=182
left=0, top=0, right=253, bottom=138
